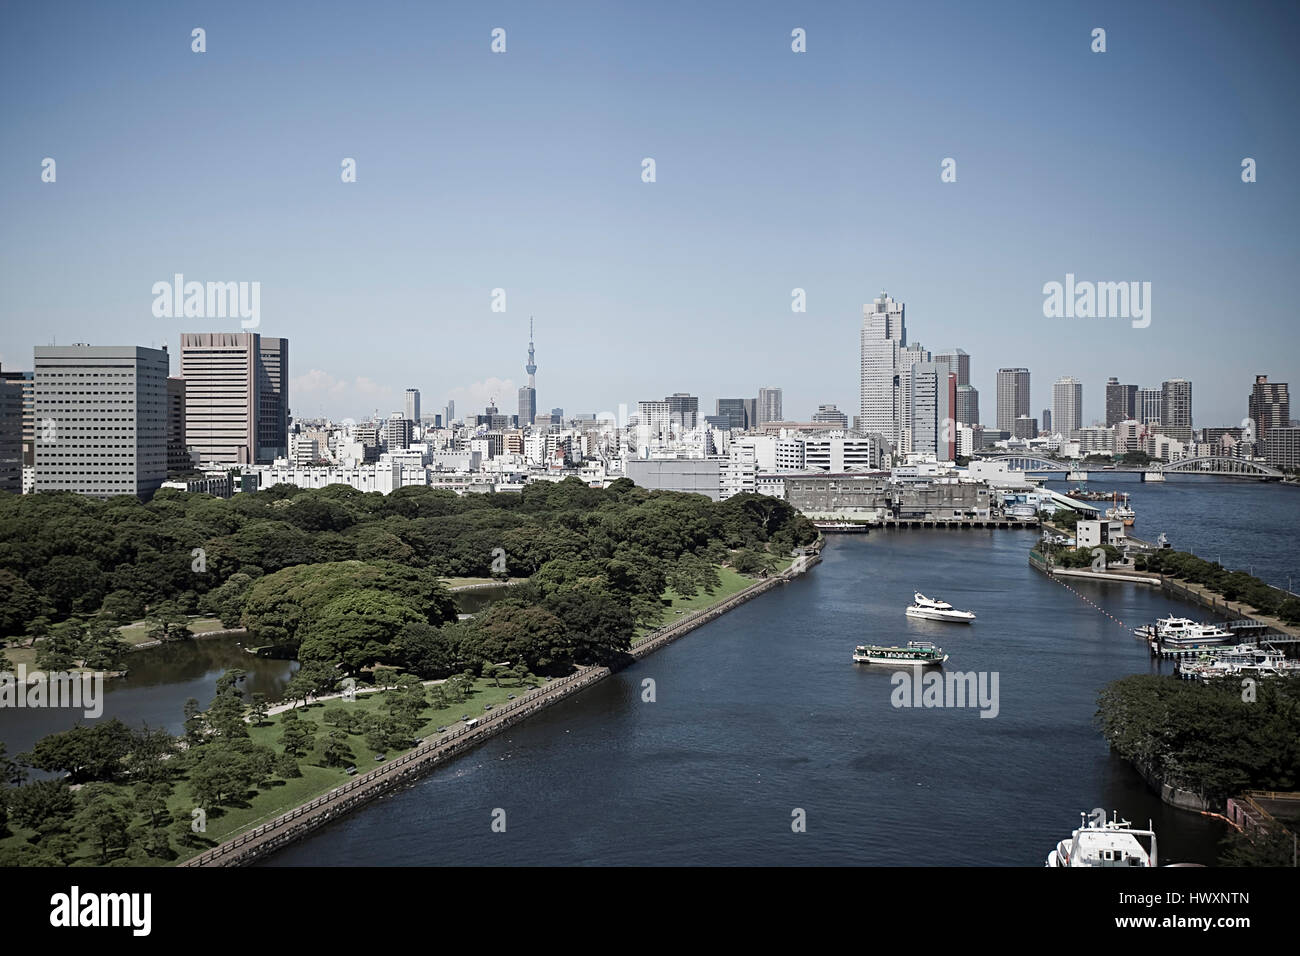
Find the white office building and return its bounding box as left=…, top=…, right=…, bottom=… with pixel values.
left=802, top=437, right=882, bottom=472
left=33, top=345, right=169, bottom=499
left=1052, top=376, right=1083, bottom=437
left=859, top=292, right=907, bottom=449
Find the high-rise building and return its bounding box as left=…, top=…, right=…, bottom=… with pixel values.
left=716, top=398, right=747, bottom=431
left=518, top=319, right=537, bottom=426
left=380, top=412, right=412, bottom=450
left=257, top=337, right=289, bottom=461
left=897, top=342, right=931, bottom=434
left=812, top=404, right=849, bottom=429
left=757, top=387, right=783, bottom=425
left=742, top=398, right=757, bottom=432
left=517, top=387, right=536, bottom=429
left=910, top=364, right=956, bottom=458
left=934, top=348, right=970, bottom=387
left=1105, top=377, right=1138, bottom=426
left=1264, top=427, right=1300, bottom=469
left=1160, top=379, right=1193, bottom=442
left=636, top=400, right=672, bottom=436
left=1138, top=388, right=1162, bottom=425
left=166, top=376, right=192, bottom=474
left=180, top=332, right=288, bottom=465
left=33, top=344, right=169, bottom=499
left=955, top=385, right=980, bottom=426
left=1012, top=415, right=1038, bottom=440
left=0, top=365, right=33, bottom=468
left=1041, top=409, right=1052, bottom=435
left=1052, top=376, right=1083, bottom=437
left=444, top=400, right=455, bottom=427
left=1248, top=375, right=1289, bottom=444
left=404, top=388, right=421, bottom=426
left=0, top=371, right=23, bottom=493
left=860, top=292, right=907, bottom=448
left=665, top=393, right=699, bottom=430
left=996, top=368, right=1030, bottom=433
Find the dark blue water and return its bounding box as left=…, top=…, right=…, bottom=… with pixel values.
left=1045, top=474, right=1300, bottom=592
left=0, top=585, right=506, bottom=760
left=267, top=525, right=1251, bottom=867
left=0, top=636, right=296, bottom=760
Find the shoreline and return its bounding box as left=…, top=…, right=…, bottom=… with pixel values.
left=181, top=550, right=820, bottom=867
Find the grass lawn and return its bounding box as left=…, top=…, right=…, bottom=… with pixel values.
left=439, top=576, right=517, bottom=589
left=632, top=565, right=759, bottom=643
left=4, top=615, right=230, bottom=656
left=0, top=676, right=542, bottom=866
left=118, top=616, right=226, bottom=646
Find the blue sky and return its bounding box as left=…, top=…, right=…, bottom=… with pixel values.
left=1, top=0, right=1296, bottom=427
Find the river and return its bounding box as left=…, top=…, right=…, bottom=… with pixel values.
left=5, top=481, right=1293, bottom=864
left=265, top=512, right=1277, bottom=867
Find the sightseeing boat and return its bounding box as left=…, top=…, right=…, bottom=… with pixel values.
left=852, top=641, right=948, bottom=666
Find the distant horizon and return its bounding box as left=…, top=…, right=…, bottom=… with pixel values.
left=3, top=1, right=1296, bottom=428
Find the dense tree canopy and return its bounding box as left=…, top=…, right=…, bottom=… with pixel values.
left=1134, top=550, right=1300, bottom=625
left=1097, top=674, right=1300, bottom=804
left=0, top=484, right=816, bottom=666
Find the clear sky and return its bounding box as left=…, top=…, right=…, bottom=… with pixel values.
left=1, top=0, right=1296, bottom=428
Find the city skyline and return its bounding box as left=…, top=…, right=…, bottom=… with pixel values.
left=2, top=2, right=1297, bottom=427
left=6, top=321, right=1292, bottom=436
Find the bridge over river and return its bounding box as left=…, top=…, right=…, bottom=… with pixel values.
left=981, top=455, right=1283, bottom=481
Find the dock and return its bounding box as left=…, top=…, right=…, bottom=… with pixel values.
left=877, top=516, right=1039, bottom=530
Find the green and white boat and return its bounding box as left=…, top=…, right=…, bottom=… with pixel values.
left=852, top=641, right=948, bottom=666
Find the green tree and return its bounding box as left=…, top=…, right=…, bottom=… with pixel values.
left=248, top=692, right=270, bottom=726
left=1219, top=826, right=1298, bottom=867
left=20, top=719, right=134, bottom=783
left=34, top=620, right=82, bottom=670
left=320, top=733, right=354, bottom=768
left=131, top=781, right=175, bottom=830
left=275, top=752, right=302, bottom=778
left=279, top=717, right=316, bottom=758
left=7, top=779, right=77, bottom=834
left=74, top=790, right=133, bottom=863
left=146, top=600, right=193, bottom=642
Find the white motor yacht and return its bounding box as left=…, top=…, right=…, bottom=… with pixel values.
left=906, top=592, right=976, bottom=623
left=1046, top=811, right=1157, bottom=867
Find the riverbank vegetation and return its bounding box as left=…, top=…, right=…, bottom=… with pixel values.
left=0, top=669, right=535, bottom=865
left=0, top=479, right=816, bottom=865
left=1, top=479, right=814, bottom=664
left=1133, top=550, right=1300, bottom=625
left=1096, top=674, right=1300, bottom=809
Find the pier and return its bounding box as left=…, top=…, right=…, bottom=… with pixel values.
left=877, top=516, right=1038, bottom=530
left=1030, top=550, right=1300, bottom=646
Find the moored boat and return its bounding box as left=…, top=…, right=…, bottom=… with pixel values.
left=1105, top=492, right=1136, bottom=527
left=1176, top=643, right=1300, bottom=679
left=1045, top=811, right=1157, bottom=867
